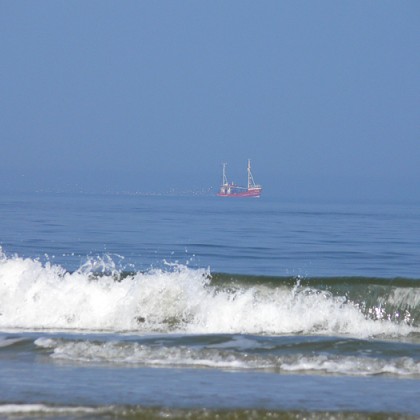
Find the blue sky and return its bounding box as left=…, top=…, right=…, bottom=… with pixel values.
left=1, top=1, right=419, bottom=200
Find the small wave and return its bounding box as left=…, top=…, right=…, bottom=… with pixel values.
left=0, top=404, right=107, bottom=418
left=0, top=336, right=26, bottom=348
left=33, top=337, right=420, bottom=378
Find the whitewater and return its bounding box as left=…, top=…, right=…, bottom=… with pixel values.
left=0, top=193, right=419, bottom=419
left=1, top=250, right=419, bottom=338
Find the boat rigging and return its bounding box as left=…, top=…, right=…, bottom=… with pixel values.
left=217, top=159, right=262, bottom=198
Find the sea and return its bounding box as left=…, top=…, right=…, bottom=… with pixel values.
left=0, top=191, right=419, bottom=419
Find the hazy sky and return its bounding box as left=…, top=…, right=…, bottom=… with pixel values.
left=1, top=1, right=419, bottom=200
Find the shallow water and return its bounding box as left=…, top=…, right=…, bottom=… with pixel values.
left=0, top=192, right=419, bottom=417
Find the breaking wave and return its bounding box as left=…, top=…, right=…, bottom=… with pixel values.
left=0, top=250, right=419, bottom=337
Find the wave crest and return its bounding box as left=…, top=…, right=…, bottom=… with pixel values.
left=0, top=251, right=418, bottom=337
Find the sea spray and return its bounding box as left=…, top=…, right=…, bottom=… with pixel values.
left=0, top=251, right=418, bottom=337
left=0, top=251, right=210, bottom=332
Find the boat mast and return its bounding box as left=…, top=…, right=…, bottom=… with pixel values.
left=247, top=159, right=256, bottom=189
left=222, top=163, right=229, bottom=186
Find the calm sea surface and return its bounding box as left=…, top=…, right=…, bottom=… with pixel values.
left=0, top=192, right=419, bottom=419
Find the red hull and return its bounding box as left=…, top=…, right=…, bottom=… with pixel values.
left=217, top=188, right=262, bottom=198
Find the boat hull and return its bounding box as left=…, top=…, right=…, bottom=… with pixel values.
left=217, top=188, right=262, bottom=198
left=217, top=160, right=262, bottom=198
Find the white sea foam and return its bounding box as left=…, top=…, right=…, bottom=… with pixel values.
left=0, top=251, right=417, bottom=337
left=33, top=338, right=420, bottom=377
left=35, top=338, right=252, bottom=369
left=278, top=354, right=420, bottom=377
left=0, top=404, right=101, bottom=415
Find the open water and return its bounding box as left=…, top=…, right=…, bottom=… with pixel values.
left=0, top=192, right=419, bottom=419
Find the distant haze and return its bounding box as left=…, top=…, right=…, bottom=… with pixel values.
left=1, top=1, right=419, bottom=202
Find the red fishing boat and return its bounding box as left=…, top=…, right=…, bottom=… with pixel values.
left=217, top=160, right=262, bottom=198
